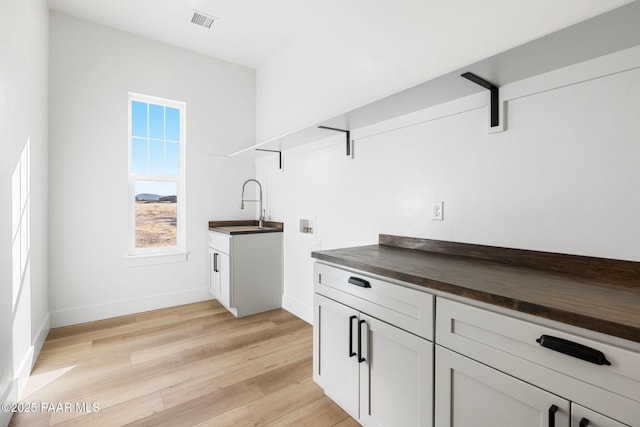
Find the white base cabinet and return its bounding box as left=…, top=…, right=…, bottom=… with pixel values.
left=436, top=347, right=628, bottom=426
left=360, top=311, right=432, bottom=427
left=313, top=264, right=434, bottom=427
left=208, top=247, right=230, bottom=307
left=436, top=298, right=640, bottom=427
left=313, top=261, right=640, bottom=427
left=314, top=294, right=360, bottom=417
left=209, top=231, right=282, bottom=317
left=571, top=404, right=627, bottom=427
left=435, top=346, right=570, bottom=427
left=314, top=294, right=433, bottom=427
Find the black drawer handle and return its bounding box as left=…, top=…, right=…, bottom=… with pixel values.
left=536, top=335, right=611, bottom=366
left=348, top=277, right=370, bottom=288
left=213, top=253, right=219, bottom=272
left=579, top=418, right=590, bottom=427
left=549, top=405, right=558, bottom=427
left=348, top=316, right=357, bottom=358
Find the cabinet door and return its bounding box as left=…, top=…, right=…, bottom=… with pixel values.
left=571, top=404, right=629, bottom=427
left=435, top=346, right=570, bottom=427
left=209, top=249, right=220, bottom=300
left=313, top=294, right=360, bottom=418
left=359, top=314, right=433, bottom=427
left=218, top=251, right=231, bottom=308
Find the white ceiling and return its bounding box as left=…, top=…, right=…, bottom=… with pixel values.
left=47, top=0, right=337, bottom=69
left=47, top=0, right=636, bottom=70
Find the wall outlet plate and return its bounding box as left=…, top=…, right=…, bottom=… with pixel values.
left=432, top=201, right=444, bottom=221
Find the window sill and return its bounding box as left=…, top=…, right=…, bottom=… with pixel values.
left=127, top=251, right=189, bottom=267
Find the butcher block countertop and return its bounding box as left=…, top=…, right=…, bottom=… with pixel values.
left=208, top=220, right=283, bottom=235
left=311, top=234, right=640, bottom=344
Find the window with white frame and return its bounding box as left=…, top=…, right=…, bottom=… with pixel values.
left=128, top=93, right=186, bottom=255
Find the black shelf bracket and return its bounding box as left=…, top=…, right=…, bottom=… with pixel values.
left=318, top=126, right=352, bottom=158
left=255, top=149, right=282, bottom=170
left=461, top=72, right=500, bottom=128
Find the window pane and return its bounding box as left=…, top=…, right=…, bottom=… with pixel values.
left=131, top=101, right=147, bottom=137
left=131, top=138, right=148, bottom=174
left=149, top=104, right=164, bottom=139
left=165, top=142, right=179, bottom=176
left=165, top=107, right=180, bottom=141
left=129, top=95, right=184, bottom=255
left=135, top=180, right=177, bottom=248
left=149, top=141, right=164, bottom=175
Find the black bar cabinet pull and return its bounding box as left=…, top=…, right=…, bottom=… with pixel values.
left=213, top=253, right=219, bottom=272
left=348, top=277, right=371, bottom=288
left=348, top=316, right=357, bottom=358
left=548, top=405, right=558, bottom=427
left=579, top=418, right=590, bottom=427
left=358, top=319, right=366, bottom=363
left=536, top=335, right=611, bottom=366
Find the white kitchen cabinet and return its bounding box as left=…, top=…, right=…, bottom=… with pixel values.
left=208, top=248, right=219, bottom=299
left=313, top=263, right=434, bottom=426
left=208, top=230, right=282, bottom=317
left=436, top=298, right=639, bottom=426
left=314, top=294, right=360, bottom=417
left=312, top=256, right=640, bottom=427
left=208, top=247, right=231, bottom=308
left=359, top=312, right=432, bottom=427
left=435, top=345, right=570, bottom=427
left=571, top=404, right=628, bottom=427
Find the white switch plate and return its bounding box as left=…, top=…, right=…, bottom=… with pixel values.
left=432, top=201, right=444, bottom=221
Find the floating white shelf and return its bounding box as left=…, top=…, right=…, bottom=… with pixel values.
left=230, top=2, right=640, bottom=160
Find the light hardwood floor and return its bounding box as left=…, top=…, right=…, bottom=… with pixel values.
left=9, top=300, right=358, bottom=426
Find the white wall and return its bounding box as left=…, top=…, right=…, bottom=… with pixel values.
left=48, top=12, right=256, bottom=327
left=255, top=0, right=634, bottom=143
left=256, top=49, right=640, bottom=323
left=0, top=0, right=50, bottom=417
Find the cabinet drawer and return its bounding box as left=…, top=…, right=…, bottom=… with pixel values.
left=209, top=231, right=230, bottom=253
left=314, top=262, right=433, bottom=340
left=571, top=403, right=628, bottom=427
left=436, top=298, right=640, bottom=406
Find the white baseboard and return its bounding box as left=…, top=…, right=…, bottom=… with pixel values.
left=1, top=378, right=15, bottom=427
left=13, top=346, right=34, bottom=400
left=33, top=314, right=50, bottom=368
left=0, top=404, right=11, bottom=427
left=0, top=313, right=50, bottom=427
left=282, top=294, right=313, bottom=324
left=50, top=288, right=213, bottom=327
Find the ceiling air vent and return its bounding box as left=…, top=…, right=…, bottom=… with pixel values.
left=191, top=10, right=216, bottom=29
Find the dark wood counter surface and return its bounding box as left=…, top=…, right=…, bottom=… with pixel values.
left=208, top=220, right=283, bottom=235
left=311, top=234, right=640, bottom=344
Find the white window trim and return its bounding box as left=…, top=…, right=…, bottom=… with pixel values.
left=127, top=251, right=189, bottom=267
left=127, top=92, right=186, bottom=261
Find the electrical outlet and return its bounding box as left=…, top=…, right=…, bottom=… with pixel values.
left=432, top=201, right=444, bottom=221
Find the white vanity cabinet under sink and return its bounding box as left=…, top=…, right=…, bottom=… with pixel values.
left=208, top=229, right=282, bottom=317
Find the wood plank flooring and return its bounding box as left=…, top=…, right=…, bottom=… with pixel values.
left=9, top=300, right=358, bottom=426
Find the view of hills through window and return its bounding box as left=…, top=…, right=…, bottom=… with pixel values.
left=130, top=98, right=182, bottom=249
left=134, top=180, right=177, bottom=248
